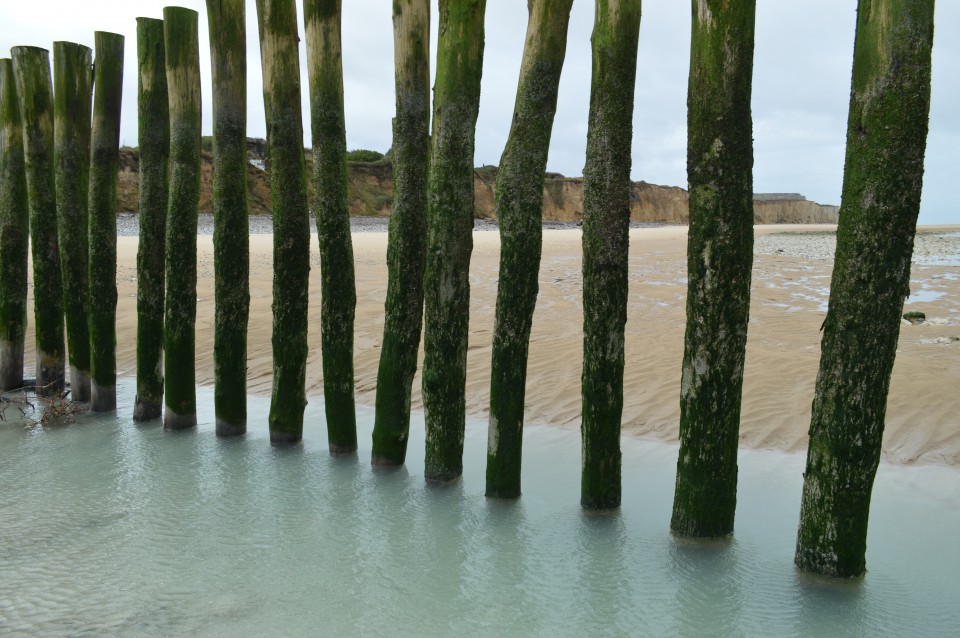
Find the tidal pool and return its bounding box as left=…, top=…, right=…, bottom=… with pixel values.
left=1, top=381, right=958, bottom=636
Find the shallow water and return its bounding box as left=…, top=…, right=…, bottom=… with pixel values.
left=2, top=382, right=958, bottom=636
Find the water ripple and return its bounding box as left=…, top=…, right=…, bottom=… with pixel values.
left=0, top=382, right=958, bottom=636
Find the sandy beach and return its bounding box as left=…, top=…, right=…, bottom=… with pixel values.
left=23, top=224, right=960, bottom=466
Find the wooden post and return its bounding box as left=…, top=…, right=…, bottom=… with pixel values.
left=207, top=0, right=250, bottom=437
left=486, top=0, right=574, bottom=499
left=52, top=41, right=93, bottom=402
left=579, top=0, right=641, bottom=510
left=11, top=46, right=65, bottom=397
left=371, top=0, right=430, bottom=467
left=162, top=7, right=201, bottom=429
left=0, top=59, right=29, bottom=391
left=421, top=0, right=487, bottom=483
left=133, top=17, right=170, bottom=422
left=304, top=0, right=357, bottom=454
left=795, top=0, right=935, bottom=578
left=671, top=0, right=757, bottom=538
left=255, top=0, right=311, bottom=444
left=87, top=31, right=124, bottom=413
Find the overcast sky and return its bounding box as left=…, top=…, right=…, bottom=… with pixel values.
left=3, top=1, right=957, bottom=224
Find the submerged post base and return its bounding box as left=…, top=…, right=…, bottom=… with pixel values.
left=425, top=470, right=463, bottom=485
left=371, top=455, right=405, bottom=468
left=670, top=522, right=735, bottom=538
left=580, top=505, right=621, bottom=518
left=485, top=486, right=521, bottom=500
left=270, top=430, right=302, bottom=445
left=133, top=397, right=163, bottom=422
left=69, top=366, right=91, bottom=402
left=35, top=351, right=65, bottom=397
left=0, top=340, right=25, bottom=391
left=670, top=494, right=736, bottom=539
left=216, top=418, right=246, bottom=437
left=329, top=443, right=357, bottom=456
left=580, top=495, right=621, bottom=513
left=164, top=407, right=197, bottom=430
left=794, top=552, right=866, bottom=580
left=670, top=529, right=735, bottom=546
left=91, top=383, right=116, bottom=412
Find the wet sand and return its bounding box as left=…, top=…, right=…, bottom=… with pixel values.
left=25, top=223, right=960, bottom=466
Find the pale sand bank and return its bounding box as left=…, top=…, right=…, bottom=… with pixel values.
left=23, top=224, right=960, bottom=466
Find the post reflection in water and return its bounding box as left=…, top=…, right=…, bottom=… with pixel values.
left=667, top=537, right=744, bottom=636
left=793, top=573, right=870, bottom=638
left=575, top=512, right=636, bottom=634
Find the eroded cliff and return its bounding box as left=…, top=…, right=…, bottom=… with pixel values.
left=116, top=147, right=839, bottom=224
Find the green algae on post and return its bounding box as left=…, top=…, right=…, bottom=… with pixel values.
left=207, top=0, right=250, bottom=437
left=486, top=0, right=574, bottom=499
left=421, top=0, right=487, bottom=483
left=87, top=31, right=124, bottom=413
left=370, top=0, right=430, bottom=467
left=0, top=59, right=29, bottom=391
left=162, top=7, right=201, bottom=429
left=133, top=17, right=170, bottom=422
left=671, top=0, right=757, bottom=538
left=11, top=46, right=65, bottom=397
left=579, top=0, right=641, bottom=510
left=304, top=0, right=357, bottom=454
left=795, top=0, right=935, bottom=579
left=255, top=0, right=311, bottom=444
left=52, top=42, right=93, bottom=403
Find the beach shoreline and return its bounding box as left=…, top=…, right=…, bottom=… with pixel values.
left=23, top=223, right=960, bottom=467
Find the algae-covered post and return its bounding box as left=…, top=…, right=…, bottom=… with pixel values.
left=0, top=59, right=29, bottom=391
left=795, top=0, right=935, bottom=579
left=87, top=31, right=125, bottom=413
left=671, top=0, right=756, bottom=538
left=579, top=0, right=641, bottom=510
left=162, top=7, right=201, bottom=429
left=304, top=0, right=357, bottom=454
left=256, top=0, right=311, bottom=444
left=421, top=0, right=487, bottom=483
left=371, top=0, right=430, bottom=467
left=133, top=17, right=170, bottom=422
left=486, top=0, right=574, bottom=499
left=11, top=46, right=65, bottom=397
left=207, top=0, right=250, bottom=437
left=52, top=42, right=93, bottom=403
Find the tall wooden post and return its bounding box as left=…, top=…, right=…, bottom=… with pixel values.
left=304, top=0, right=358, bottom=454
left=421, top=0, right=488, bottom=483
left=795, top=0, right=935, bottom=578
left=207, top=0, right=250, bottom=437
left=52, top=41, right=93, bottom=402
left=371, top=0, right=431, bottom=467
left=11, top=46, right=65, bottom=397
left=162, top=7, right=201, bottom=429
left=671, top=0, right=757, bottom=538
left=0, top=59, right=29, bottom=391
left=579, top=0, right=641, bottom=510
left=256, top=0, right=311, bottom=443
left=133, top=17, right=170, bottom=422
left=87, top=31, right=125, bottom=413
left=485, top=0, right=574, bottom=499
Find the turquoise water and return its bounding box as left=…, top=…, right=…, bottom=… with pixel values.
left=2, top=381, right=958, bottom=636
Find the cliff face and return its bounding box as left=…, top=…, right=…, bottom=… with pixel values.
left=116, top=147, right=839, bottom=224
left=117, top=146, right=274, bottom=216
left=346, top=163, right=839, bottom=224
left=751, top=198, right=839, bottom=224
left=538, top=178, right=693, bottom=223
left=533, top=177, right=839, bottom=224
